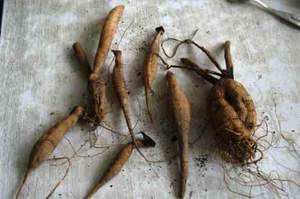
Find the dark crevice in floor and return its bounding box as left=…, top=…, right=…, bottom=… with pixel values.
left=0, top=0, right=3, bottom=37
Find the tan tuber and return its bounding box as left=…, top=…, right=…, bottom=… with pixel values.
left=167, top=71, right=191, bottom=199
left=143, top=26, right=165, bottom=122
left=15, top=106, right=84, bottom=198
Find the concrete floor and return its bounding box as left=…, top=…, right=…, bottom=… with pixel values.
left=0, top=0, right=299, bottom=198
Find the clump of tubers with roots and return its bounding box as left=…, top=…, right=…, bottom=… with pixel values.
left=167, top=40, right=260, bottom=165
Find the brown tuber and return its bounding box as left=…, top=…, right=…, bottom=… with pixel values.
left=73, top=42, right=92, bottom=74
left=15, top=106, right=85, bottom=198
left=167, top=71, right=191, bottom=199
left=112, top=50, right=137, bottom=146
left=85, top=132, right=155, bottom=198
left=143, top=26, right=165, bottom=122
left=112, top=50, right=150, bottom=163
left=90, top=5, right=125, bottom=80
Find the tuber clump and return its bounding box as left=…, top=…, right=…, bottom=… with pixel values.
left=169, top=41, right=258, bottom=165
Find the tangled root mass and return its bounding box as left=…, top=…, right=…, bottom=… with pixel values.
left=210, top=78, right=257, bottom=165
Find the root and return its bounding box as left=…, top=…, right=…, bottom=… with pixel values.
left=74, top=149, right=110, bottom=158
left=15, top=168, right=32, bottom=199
left=190, top=117, right=210, bottom=147
left=64, top=135, right=129, bottom=161
left=161, top=38, right=223, bottom=72
left=160, top=27, right=199, bottom=58
left=98, top=122, right=128, bottom=137
left=154, top=52, right=172, bottom=70
left=106, top=19, right=135, bottom=73
left=253, top=110, right=300, bottom=177
left=88, top=130, right=97, bottom=147
left=46, top=157, right=71, bottom=199
left=116, top=19, right=135, bottom=49
left=223, top=173, right=264, bottom=198
left=217, top=127, right=257, bottom=165
left=280, top=134, right=300, bottom=163
left=253, top=117, right=278, bottom=153
left=161, top=37, right=189, bottom=58
left=222, top=153, right=300, bottom=198
left=272, top=97, right=300, bottom=163
left=83, top=114, right=129, bottom=138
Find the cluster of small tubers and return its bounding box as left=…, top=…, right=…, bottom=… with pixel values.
left=15, top=4, right=259, bottom=199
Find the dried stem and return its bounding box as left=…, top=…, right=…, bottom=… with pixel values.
left=168, top=58, right=218, bottom=84
left=161, top=38, right=222, bottom=72
left=15, top=168, right=32, bottom=199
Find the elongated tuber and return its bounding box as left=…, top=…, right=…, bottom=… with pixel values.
left=15, top=106, right=84, bottom=198
left=167, top=71, right=191, bottom=199
left=73, top=42, right=92, bottom=74
left=112, top=50, right=150, bottom=163
left=112, top=50, right=135, bottom=142
left=90, top=5, right=125, bottom=80
left=143, top=26, right=165, bottom=122
left=85, top=132, right=155, bottom=198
